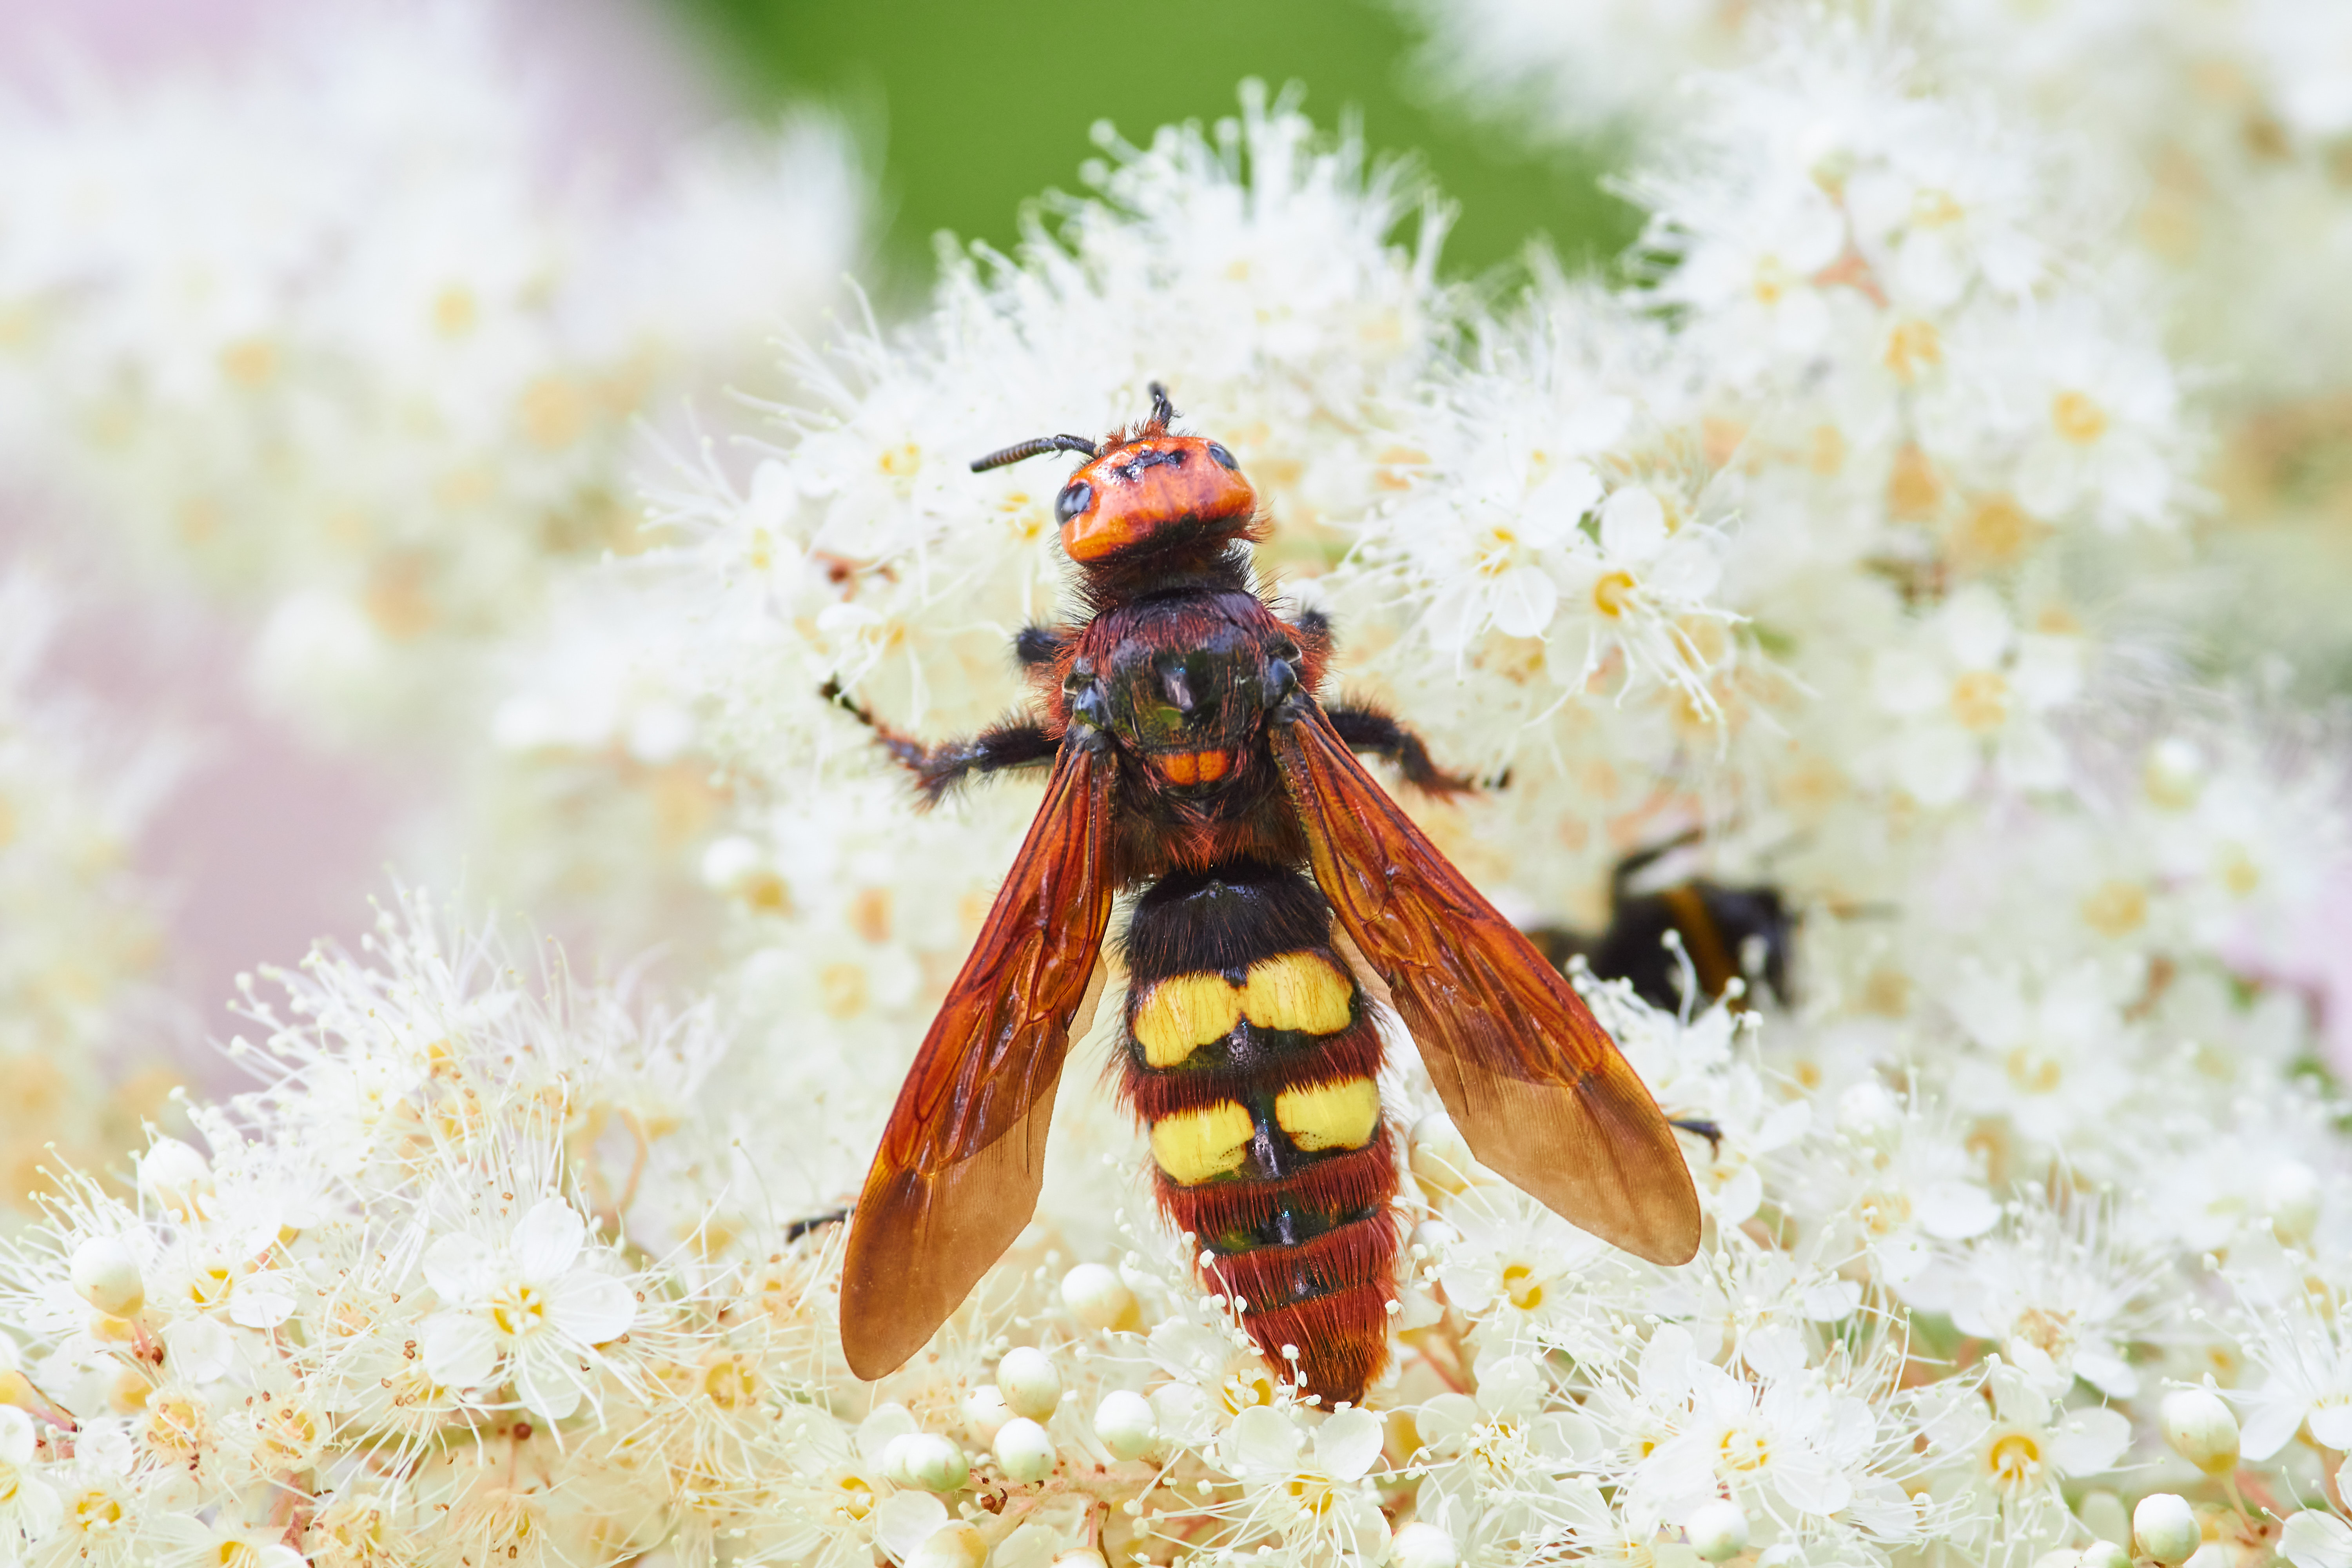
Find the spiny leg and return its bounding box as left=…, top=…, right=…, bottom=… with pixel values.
left=820, top=679, right=1058, bottom=805
left=1323, top=702, right=1477, bottom=798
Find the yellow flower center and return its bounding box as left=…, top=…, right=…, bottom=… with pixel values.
left=1883, top=318, right=1944, bottom=385
left=1502, top=1263, right=1546, bottom=1312
left=1912, top=188, right=1965, bottom=227
left=69, top=1490, right=122, bottom=1533
left=1593, top=572, right=1638, bottom=619
left=1988, top=1431, right=2042, bottom=1486
left=1949, top=670, right=2010, bottom=733
left=2005, top=1047, right=2064, bottom=1095
left=2080, top=881, right=2149, bottom=936
left=489, top=1281, right=550, bottom=1339
left=1751, top=256, right=1789, bottom=305
left=1720, top=1423, right=1771, bottom=1471
left=2051, top=391, right=2109, bottom=444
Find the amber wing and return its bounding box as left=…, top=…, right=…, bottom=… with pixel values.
left=1273, top=703, right=1700, bottom=1265
left=840, top=740, right=1117, bottom=1379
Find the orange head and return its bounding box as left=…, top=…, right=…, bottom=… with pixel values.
left=971, top=384, right=1259, bottom=565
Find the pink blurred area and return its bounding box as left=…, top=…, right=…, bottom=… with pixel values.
left=0, top=0, right=724, bottom=1077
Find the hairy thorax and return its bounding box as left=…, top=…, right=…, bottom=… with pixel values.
left=1067, top=588, right=1309, bottom=882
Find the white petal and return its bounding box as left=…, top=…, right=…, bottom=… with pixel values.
left=1227, top=1406, right=1299, bottom=1474
left=1599, top=485, right=1668, bottom=564
left=873, top=1490, right=950, bottom=1562
left=1522, top=463, right=1601, bottom=545
left=2282, top=1511, right=2352, bottom=1568
left=15, top=1474, right=60, bottom=1541
left=1713, top=1164, right=1763, bottom=1227
left=1415, top=1393, right=1480, bottom=1451
left=514, top=1199, right=588, bottom=1281
left=513, top=1339, right=585, bottom=1422
left=1918, top=1181, right=1999, bottom=1240
left=1490, top=566, right=1558, bottom=639
left=2240, top=1392, right=2306, bottom=1461
left=422, top=1234, right=494, bottom=1305
left=0, top=1409, right=31, bottom=1465
left=1315, top=1407, right=1385, bottom=1480
left=2073, top=1351, right=2139, bottom=1401
left=2312, top=1402, right=2352, bottom=1451
left=421, top=1311, right=502, bottom=1390
left=1648, top=538, right=1721, bottom=602
left=547, top=1270, right=635, bottom=1345
left=230, top=1271, right=297, bottom=1329
left=164, top=1316, right=234, bottom=1383
left=2045, top=1405, right=2131, bottom=1476
left=1940, top=586, right=2012, bottom=669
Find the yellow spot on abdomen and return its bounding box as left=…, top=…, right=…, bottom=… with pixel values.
left=1273, top=1077, right=1381, bottom=1153
left=1133, top=973, right=1243, bottom=1067
left=1239, top=951, right=1352, bottom=1034
left=1149, top=1102, right=1255, bottom=1185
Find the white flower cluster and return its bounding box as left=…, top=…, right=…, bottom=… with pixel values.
left=0, top=566, right=184, bottom=1219
left=0, top=5, right=861, bottom=740
left=5, top=4, right=2352, bottom=1568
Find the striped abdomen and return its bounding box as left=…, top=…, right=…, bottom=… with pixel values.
left=1117, top=860, right=1399, bottom=1406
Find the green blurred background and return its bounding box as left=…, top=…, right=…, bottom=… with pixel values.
left=666, top=0, right=1635, bottom=296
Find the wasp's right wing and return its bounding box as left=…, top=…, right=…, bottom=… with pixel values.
left=1273, top=702, right=1700, bottom=1265
left=839, top=739, right=1117, bottom=1379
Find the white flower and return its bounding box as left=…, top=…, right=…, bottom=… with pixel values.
left=1221, top=1405, right=1390, bottom=1561
left=420, top=1198, right=635, bottom=1421
left=1866, top=586, right=2079, bottom=807
left=0, top=1408, right=60, bottom=1545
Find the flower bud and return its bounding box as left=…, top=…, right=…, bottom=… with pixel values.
left=877, top=1432, right=923, bottom=1486
left=1409, top=1113, right=1475, bottom=1194
left=962, top=1383, right=1011, bottom=1444
left=1390, top=1522, right=1459, bottom=1568
left=2133, top=1493, right=2200, bottom=1567
left=900, top=1433, right=969, bottom=1494
left=997, top=1347, right=1062, bottom=1421
left=1093, top=1389, right=1157, bottom=1461
left=905, top=1523, right=988, bottom=1568
left=992, top=1417, right=1056, bottom=1483
left=2159, top=1389, right=2240, bottom=1476
left=1687, top=1501, right=1748, bottom=1564
left=2030, top=1552, right=2081, bottom=1568
left=1060, top=1264, right=1136, bottom=1332
left=2182, top=1545, right=2232, bottom=1568
left=137, top=1138, right=212, bottom=1217
left=2076, top=1542, right=2130, bottom=1568
left=70, top=1236, right=144, bottom=1318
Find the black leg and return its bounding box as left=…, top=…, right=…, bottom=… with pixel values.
left=1015, top=624, right=1069, bottom=668
left=1669, top=1118, right=1722, bottom=1158
left=821, top=681, right=1059, bottom=804
left=784, top=1207, right=849, bottom=1242
left=1323, top=702, right=1476, bottom=797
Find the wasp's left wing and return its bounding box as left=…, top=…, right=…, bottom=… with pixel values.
left=1273, top=702, right=1700, bottom=1266
left=840, top=739, right=1117, bottom=1380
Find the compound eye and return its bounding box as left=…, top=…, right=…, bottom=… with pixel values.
left=1205, top=442, right=1239, bottom=471
left=1055, top=481, right=1093, bottom=525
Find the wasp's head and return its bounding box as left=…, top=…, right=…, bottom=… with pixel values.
left=971, top=384, right=1259, bottom=566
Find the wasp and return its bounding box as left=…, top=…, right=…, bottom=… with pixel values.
left=1527, top=833, right=1795, bottom=1013
left=831, top=386, right=1699, bottom=1406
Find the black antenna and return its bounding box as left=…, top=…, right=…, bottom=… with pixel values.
left=1148, top=381, right=1178, bottom=428
left=969, top=434, right=1100, bottom=473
